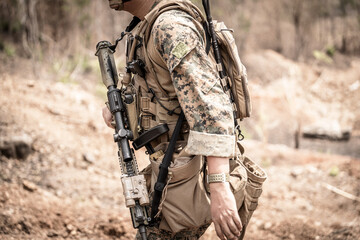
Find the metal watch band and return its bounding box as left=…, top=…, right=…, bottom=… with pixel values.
left=207, top=173, right=230, bottom=183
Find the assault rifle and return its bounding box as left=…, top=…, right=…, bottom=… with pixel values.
left=95, top=41, right=150, bottom=240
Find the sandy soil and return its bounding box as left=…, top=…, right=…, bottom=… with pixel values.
left=0, top=53, right=359, bottom=239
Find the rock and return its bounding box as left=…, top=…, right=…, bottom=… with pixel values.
left=66, top=223, right=77, bottom=235
left=83, top=153, right=95, bottom=164
left=302, top=120, right=351, bottom=141
left=0, top=134, right=33, bottom=160
left=39, top=220, right=52, bottom=229
left=46, top=106, right=61, bottom=116
left=263, top=222, right=272, bottom=230
left=97, top=219, right=126, bottom=238
left=17, top=219, right=32, bottom=234
left=26, top=80, right=35, bottom=88
left=22, top=180, right=38, bottom=192
left=349, top=80, right=359, bottom=92
left=0, top=191, right=10, bottom=203
left=47, top=231, right=59, bottom=237
left=290, top=168, right=303, bottom=178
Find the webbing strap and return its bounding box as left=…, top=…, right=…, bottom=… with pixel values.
left=151, top=111, right=185, bottom=222
left=110, top=17, right=141, bottom=52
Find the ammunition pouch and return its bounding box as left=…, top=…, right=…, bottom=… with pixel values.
left=238, top=157, right=267, bottom=239
left=136, top=94, right=189, bottom=142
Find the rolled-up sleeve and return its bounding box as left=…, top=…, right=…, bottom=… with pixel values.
left=152, top=10, right=235, bottom=157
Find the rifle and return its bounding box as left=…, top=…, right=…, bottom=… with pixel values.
left=95, top=41, right=150, bottom=240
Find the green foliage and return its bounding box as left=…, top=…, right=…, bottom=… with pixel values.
left=79, top=13, right=91, bottom=28
left=339, top=0, right=360, bottom=16
left=9, top=20, right=22, bottom=34
left=53, top=56, right=81, bottom=84
left=95, top=82, right=108, bottom=101
left=326, top=45, right=336, bottom=57
left=329, top=166, right=340, bottom=177
left=3, top=43, right=16, bottom=57
left=74, top=0, right=91, bottom=8
left=81, top=56, right=92, bottom=74
left=260, top=157, right=272, bottom=168
left=313, top=50, right=333, bottom=64
left=238, top=15, right=251, bottom=32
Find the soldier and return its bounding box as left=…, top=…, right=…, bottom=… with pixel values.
left=102, top=0, right=243, bottom=239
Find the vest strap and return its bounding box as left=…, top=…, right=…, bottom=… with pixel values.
left=140, top=97, right=157, bottom=115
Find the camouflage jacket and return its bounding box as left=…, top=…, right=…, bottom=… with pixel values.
left=131, top=3, right=236, bottom=157
left=147, top=8, right=236, bottom=157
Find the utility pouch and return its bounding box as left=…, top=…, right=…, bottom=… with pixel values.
left=229, top=157, right=248, bottom=209
left=238, top=157, right=267, bottom=239
left=149, top=143, right=212, bottom=233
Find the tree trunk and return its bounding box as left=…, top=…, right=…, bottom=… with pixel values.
left=18, top=0, right=40, bottom=57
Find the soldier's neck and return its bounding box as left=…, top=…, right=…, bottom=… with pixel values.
left=126, top=0, right=156, bottom=20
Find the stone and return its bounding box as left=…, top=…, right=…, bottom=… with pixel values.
left=82, top=153, right=95, bottom=164
left=302, top=120, right=351, bottom=141
left=0, top=134, right=33, bottom=160
left=22, top=180, right=38, bottom=192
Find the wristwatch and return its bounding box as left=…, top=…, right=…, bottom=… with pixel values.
left=207, top=173, right=230, bottom=184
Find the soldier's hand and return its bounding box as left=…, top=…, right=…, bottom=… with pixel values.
left=102, top=106, right=115, bottom=129
left=210, top=182, right=242, bottom=240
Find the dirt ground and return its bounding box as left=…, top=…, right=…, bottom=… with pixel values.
left=0, top=53, right=360, bottom=239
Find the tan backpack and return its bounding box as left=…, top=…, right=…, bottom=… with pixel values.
left=214, top=21, right=252, bottom=121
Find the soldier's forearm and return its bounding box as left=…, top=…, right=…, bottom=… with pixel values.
left=207, top=156, right=230, bottom=174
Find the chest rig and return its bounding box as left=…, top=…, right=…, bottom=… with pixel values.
left=120, top=0, right=206, bottom=146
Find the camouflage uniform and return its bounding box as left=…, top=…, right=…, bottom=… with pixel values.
left=148, top=9, right=235, bottom=157
left=133, top=4, right=236, bottom=240
left=135, top=222, right=211, bottom=240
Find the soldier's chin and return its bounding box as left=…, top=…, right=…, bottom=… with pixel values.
left=109, top=4, right=123, bottom=10
left=110, top=4, right=120, bottom=11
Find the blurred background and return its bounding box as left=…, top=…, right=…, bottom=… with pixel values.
left=0, top=0, right=359, bottom=239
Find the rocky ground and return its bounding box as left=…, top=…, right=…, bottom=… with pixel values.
left=0, top=52, right=359, bottom=239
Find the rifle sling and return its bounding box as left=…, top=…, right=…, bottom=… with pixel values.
left=151, top=111, right=185, bottom=221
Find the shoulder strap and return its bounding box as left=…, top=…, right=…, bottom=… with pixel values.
left=151, top=111, right=185, bottom=222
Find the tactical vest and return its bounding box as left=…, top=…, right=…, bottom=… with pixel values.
left=122, top=0, right=210, bottom=146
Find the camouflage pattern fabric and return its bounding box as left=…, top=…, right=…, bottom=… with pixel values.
left=135, top=222, right=211, bottom=240
left=152, top=9, right=236, bottom=157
